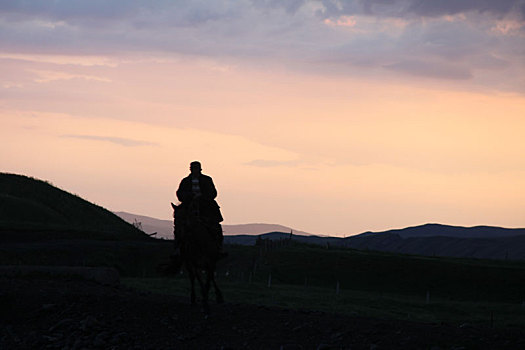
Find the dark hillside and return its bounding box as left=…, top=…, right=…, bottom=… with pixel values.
left=0, top=173, right=147, bottom=240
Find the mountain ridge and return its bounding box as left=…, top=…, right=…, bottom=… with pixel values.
left=359, top=223, right=525, bottom=239
left=3, top=172, right=524, bottom=260
left=224, top=228, right=525, bottom=261
left=116, top=211, right=525, bottom=241
left=114, top=211, right=312, bottom=239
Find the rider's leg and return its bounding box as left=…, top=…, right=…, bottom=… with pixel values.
left=173, top=204, right=188, bottom=255
left=216, top=223, right=228, bottom=258
left=216, top=223, right=223, bottom=246
left=173, top=224, right=183, bottom=254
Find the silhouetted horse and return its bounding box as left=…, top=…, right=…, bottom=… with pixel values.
left=171, top=199, right=224, bottom=313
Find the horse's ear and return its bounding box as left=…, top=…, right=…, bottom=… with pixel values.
left=171, top=202, right=177, bottom=210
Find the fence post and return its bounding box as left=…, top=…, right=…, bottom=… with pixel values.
left=268, top=273, right=272, bottom=288
left=336, top=281, right=340, bottom=295
left=426, top=290, right=430, bottom=304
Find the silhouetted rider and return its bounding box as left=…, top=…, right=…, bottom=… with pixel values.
left=174, top=161, right=224, bottom=253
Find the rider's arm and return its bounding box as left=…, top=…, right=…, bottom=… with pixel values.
left=209, top=177, right=218, bottom=199
left=176, top=178, right=193, bottom=203
left=202, top=176, right=217, bottom=199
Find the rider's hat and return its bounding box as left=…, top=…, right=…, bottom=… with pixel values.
left=190, top=161, right=202, bottom=170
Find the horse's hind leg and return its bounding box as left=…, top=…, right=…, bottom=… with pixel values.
left=210, top=269, right=224, bottom=303
left=212, top=277, right=224, bottom=304
left=195, top=271, right=210, bottom=314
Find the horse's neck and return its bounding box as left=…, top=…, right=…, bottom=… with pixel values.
left=183, top=221, right=218, bottom=255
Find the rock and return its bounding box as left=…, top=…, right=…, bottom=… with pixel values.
left=317, top=344, right=340, bottom=350
left=72, top=338, right=83, bottom=349
left=0, top=266, right=120, bottom=286
left=110, top=332, right=128, bottom=345
left=331, top=332, right=345, bottom=340
left=280, top=344, right=303, bottom=350
left=43, top=335, right=59, bottom=342
left=49, top=318, right=74, bottom=332
left=93, top=332, right=107, bottom=347
left=41, top=304, right=56, bottom=311
left=80, top=315, right=100, bottom=331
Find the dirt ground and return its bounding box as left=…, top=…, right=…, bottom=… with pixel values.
left=1, top=275, right=525, bottom=350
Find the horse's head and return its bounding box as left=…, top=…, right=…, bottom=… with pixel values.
left=171, top=201, right=200, bottom=229
left=171, top=202, right=178, bottom=217
left=171, top=202, right=184, bottom=223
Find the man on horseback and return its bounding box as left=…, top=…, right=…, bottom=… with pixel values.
left=174, top=161, right=225, bottom=256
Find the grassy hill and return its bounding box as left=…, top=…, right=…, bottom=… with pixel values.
left=0, top=173, right=147, bottom=240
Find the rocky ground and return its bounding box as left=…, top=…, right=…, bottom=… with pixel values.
left=1, top=275, right=525, bottom=350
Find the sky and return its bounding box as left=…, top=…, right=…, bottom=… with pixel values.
left=1, top=0, right=524, bottom=236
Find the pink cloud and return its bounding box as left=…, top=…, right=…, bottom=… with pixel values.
left=324, top=15, right=357, bottom=28
left=491, top=19, right=525, bottom=35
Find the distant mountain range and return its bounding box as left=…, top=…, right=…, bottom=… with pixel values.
left=342, top=224, right=525, bottom=261
left=3, top=172, right=522, bottom=261
left=359, top=224, right=525, bottom=239
left=116, top=212, right=525, bottom=261
left=228, top=224, right=525, bottom=261
left=114, top=211, right=312, bottom=239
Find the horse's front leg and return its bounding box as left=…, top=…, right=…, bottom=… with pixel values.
left=187, top=267, right=197, bottom=305
left=203, top=270, right=211, bottom=304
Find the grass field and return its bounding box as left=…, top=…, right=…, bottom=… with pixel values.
left=119, top=242, right=525, bottom=328
left=123, top=276, right=525, bottom=328
left=218, top=244, right=525, bottom=302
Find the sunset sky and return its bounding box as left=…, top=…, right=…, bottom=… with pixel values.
left=1, top=1, right=524, bottom=236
